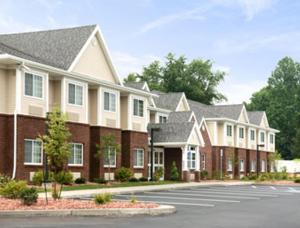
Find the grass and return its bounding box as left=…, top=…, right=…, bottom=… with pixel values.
left=37, top=181, right=181, bottom=192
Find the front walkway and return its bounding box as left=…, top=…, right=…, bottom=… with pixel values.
left=40, top=181, right=254, bottom=198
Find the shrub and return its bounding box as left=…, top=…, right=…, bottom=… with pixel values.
left=0, top=180, right=27, bottom=199
left=0, top=174, right=11, bottom=188
left=53, top=171, right=73, bottom=185
left=94, top=178, right=107, bottom=184
left=115, top=167, right=133, bottom=182
left=170, top=162, right=179, bottom=181
left=32, top=170, right=44, bottom=186
left=248, top=173, right=257, bottom=180
left=74, top=177, right=86, bottom=184
left=129, top=177, right=139, bottom=182
left=20, top=187, right=38, bottom=206
left=200, top=170, right=209, bottom=180
left=130, top=195, right=138, bottom=204
left=139, top=177, right=148, bottom=182
left=294, top=178, right=300, bottom=183
left=212, top=171, right=222, bottom=180
left=94, top=193, right=112, bottom=205
left=153, top=167, right=164, bottom=181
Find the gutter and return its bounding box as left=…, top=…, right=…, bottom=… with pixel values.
left=12, top=111, right=17, bottom=179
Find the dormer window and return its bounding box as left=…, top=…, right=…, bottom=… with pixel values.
left=159, top=115, right=167, bottom=123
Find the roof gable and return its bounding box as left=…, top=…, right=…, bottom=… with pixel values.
left=260, top=112, right=269, bottom=128
left=238, top=105, right=249, bottom=123
left=175, top=93, right=190, bottom=111
left=153, top=92, right=184, bottom=110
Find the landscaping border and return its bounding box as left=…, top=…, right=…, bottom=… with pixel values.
left=0, top=205, right=176, bottom=217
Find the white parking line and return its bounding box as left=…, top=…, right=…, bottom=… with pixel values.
left=144, top=191, right=259, bottom=200
left=252, top=185, right=257, bottom=189
left=195, top=188, right=293, bottom=195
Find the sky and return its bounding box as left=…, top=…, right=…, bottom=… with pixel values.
left=1, top=0, right=300, bottom=104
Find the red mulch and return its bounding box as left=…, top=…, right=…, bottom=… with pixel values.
left=0, top=198, right=158, bottom=211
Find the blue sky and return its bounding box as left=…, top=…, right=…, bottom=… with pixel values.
left=1, top=0, right=299, bottom=104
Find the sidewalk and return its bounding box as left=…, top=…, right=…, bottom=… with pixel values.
left=39, top=181, right=254, bottom=198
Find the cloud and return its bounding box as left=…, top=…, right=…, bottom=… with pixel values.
left=111, top=51, right=161, bottom=78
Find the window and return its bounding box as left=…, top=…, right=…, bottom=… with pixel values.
left=104, top=92, right=116, bottom=112
left=68, top=83, right=83, bottom=105
left=240, top=159, right=245, bottom=172
left=69, top=143, right=83, bottom=166
left=159, top=115, right=167, bottom=123
left=24, top=139, right=42, bottom=164
left=25, top=73, right=43, bottom=98
left=250, top=130, right=255, bottom=141
left=226, top=125, right=232, bottom=137
left=133, top=99, right=144, bottom=117
left=260, top=132, right=265, bottom=143
left=270, top=134, right=274, bottom=144
left=227, top=159, right=233, bottom=172
left=134, top=149, right=144, bottom=168
left=239, top=127, right=244, bottom=139
left=187, top=146, right=196, bottom=170
left=261, top=160, right=266, bottom=172
left=201, top=154, right=206, bottom=170
left=104, top=147, right=116, bottom=167
left=251, top=160, right=256, bottom=172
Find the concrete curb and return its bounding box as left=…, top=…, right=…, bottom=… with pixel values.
left=0, top=205, right=176, bottom=218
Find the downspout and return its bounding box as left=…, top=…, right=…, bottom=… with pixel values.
left=12, top=110, right=17, bottom=179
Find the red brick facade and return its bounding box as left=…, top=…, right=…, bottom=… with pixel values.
left=164, top=148, right=182, bottom=180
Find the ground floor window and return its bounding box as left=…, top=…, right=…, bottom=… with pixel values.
left=187, top=146, right=196, bottom=170
left=251, top=160, right=256, bottom=172
left=134, top=148, right=144, bottom=168
left=69, top=143, right=83, bottom=166
left=24, top=139, right=42, bottom=165
left=227, top=159, right=233, bottom=172
left=261, top=160, right=266, bottom=172
left=201, top=154, right=206, bottom=170
left=104, top=147, right=116, bottom=167
left=240, top=159, right=245, bottom=172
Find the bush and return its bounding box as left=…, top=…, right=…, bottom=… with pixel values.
left=0, top=180, right=27, bottom=199
left=129, top=177, right=139, bottom=182
left=153, top=167, right=164, bottom=181
left=20, top=187, right=38, bottom=206
left=94, top=193, right=112, bottom=205
left=170, top=162, right=179, bottom=181
left=74, top=177, right=86, bottom=184
left=93, top=178, right=107, bottom=184
left=32, top=170, right=44, bottom=186
left=139, top=177, right=148, bottom=182
left=294, top=178, right=300, bottom=183
left=53, top=171, right=73, bottom=185
left=0, top=174, right=11, bottom=188
left=115, top=167, right=133, bottom=182
left=200, top=170, right=209, bottom=180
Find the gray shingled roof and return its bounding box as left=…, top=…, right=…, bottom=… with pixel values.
left=188, top=99, right=221, bottom=120
left=167, top=111, right=193, bottom=123
left=0, top=25, right=96, bottom=70
left=152, top=92, right=184, bottom=110
left=148, top=122, right=194, bottom=143
left=248, top=111, right=264, bottom=125
left=124, top=82, right=146, bottom=91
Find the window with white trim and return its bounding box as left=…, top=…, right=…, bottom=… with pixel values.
left=227, top=159, right=233, bottom=172
left=159, top=115, right=167, bottom=123
left=260, top=132, right=265, bottom=143
left=187, top=146, right=196, bottom=170
left=239, top=127, right=244, bottom=139
left=250, top=130, right=255, bottom=141
left=104, top=92, right=116, bottom=112
left=240, top=159, right=245, bottom=172
left=69, top=143, right=83, bottom=166
left=134, top=148, right=144, bottom=168
left=270, top=134, right=274, bottom=144
left=226, top=125, right=232, bottom=137
left=251, top=160, right=256, bottom=172
left=25, top=73, right=43, bottom=98
left=68, top=83, right=83, bottom=105
left=261, top=160, right=266, bottom=172
left=201, top=154, right=206, bottom=170
left=133, top=99, right=144, bottom=117
left=104, top=147, right=116, bottom=167
left=24, top=139, right=42, bottom=164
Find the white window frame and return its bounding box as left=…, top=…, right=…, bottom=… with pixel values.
left=201, top=153, right=206, bottom=170
left=260, top=131, right=265, bottom=143
left=250, top=129, right=255, bottom=141
left=159, top=115, right=167, bottom=123
left=187, top=146, right=196, bottom=170
left=24, top=72, right=44, bottom=99
left=103, top=91, right=116, bottom=112
left=227, top=159, right=233, bottom=172
left=68, top=143, right=83, bottom=166
left=133, top=148, right=144, bottom=168
left=251, top=160, right=256, bottom=172
left=24, top=139, right=43, bottom=165
left=226, top=124, right=232, bottom=137
left=261, top=160, right=266, bottom=172
left=239, top=127, right=244, bottom=139
left=133, top=98, right=144, bottom=117
left=67, top=82, right=84, bottom=106
left=103, top=147, right=117, bottom=168
left=240, top=159, right=245, bottom=172
left=270, top=134, right=274, bottom=144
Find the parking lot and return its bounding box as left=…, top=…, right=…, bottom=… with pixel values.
left=1, top=185, right=300, bottom=228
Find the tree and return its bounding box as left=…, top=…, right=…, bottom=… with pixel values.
left=39, top=107, right=71, bottom=199
left=170, top=161, right=179, bottom=181
left=123, top=73, right=138, bottom=83
left=123, top=53, right=226, bottom=104
left=246, top=57, right=300, bottom=159
left=96, top=134, right=121, bottom=182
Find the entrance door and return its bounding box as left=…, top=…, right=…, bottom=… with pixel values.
left=148, top=148, right=164, bottom=180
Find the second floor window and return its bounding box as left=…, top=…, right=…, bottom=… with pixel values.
left=25, top=73, right=43, bottom=98
left=270, top=134, right=274, bottom=144
left=69, top=143, right=83, bottom=166
left=250, top=130, right=255, bottom=141
left=226, top=125, right=232, bottom=137
left=260, top=132, right=265, bottom=143
left=239, top=127, right=244, bottom=139
left=68, top=83, right=83, bottom=105
left=159, top=116, right=167, bottom=123
left=104, top=92, right=116, bottom=112
left=133, top=99, right=144, bottom=117
left=24, top=139, right=42, bottom=165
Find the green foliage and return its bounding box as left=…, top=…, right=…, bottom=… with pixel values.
left=294, top=178, right=300, bottom=183
left=246, top=57, right=300, bottom=159
left=123, top=73, right=138, bottom=83
left=170, top=162, right=179, bottom=181
left=129, top=177, right=139, bottom=182
left=200, top=170, right=209, bottom=180
left=115, top=167, right=133, bottom=182
left=130, top=194, right=138, bottom=204
left=74, top=177, right=86, bottom=184
left=124, top=53, right=226, bottom=104
left=153, top=167, right=164, bottom=181
left=52, top=171, right=73, bottom=185
left=0, top=174, right=11, bottom=188
left=20, top=187, right=38, bottom=206
left=139, top=177, right=148, bottom=182
left=212, top=171, right=222, bottom=180
left=93, top=178, right=107, bottom=184
left=0, top=180, right=27, bottom=199
left=32, top=170, right=44, bottom=186
left=94, top=193, right=112, bottom=205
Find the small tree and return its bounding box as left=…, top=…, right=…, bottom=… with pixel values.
left=40, top=107, right=71, bottom=200
left=268, top=151, right=282, bottom=172
left=96, top=134, right=121, bottom=182
left=170, top=161, right=179, bottom=181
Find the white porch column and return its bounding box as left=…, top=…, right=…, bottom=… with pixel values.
left=195, top=146, right=200, bottom=171
left=182, top=145, right=188, bottom=171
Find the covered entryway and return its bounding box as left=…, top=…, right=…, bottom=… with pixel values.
left=148, top=147, right=164, bottom=180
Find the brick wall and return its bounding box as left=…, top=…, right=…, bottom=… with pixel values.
left=199, top=123, right=213, bottom=178
left=164, top=148, right=182, bottom=180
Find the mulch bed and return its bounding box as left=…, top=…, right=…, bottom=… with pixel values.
left=0, top=198, right=158, bottom=211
